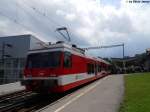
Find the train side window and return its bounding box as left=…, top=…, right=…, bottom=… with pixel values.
left=95, top=64, right=98, bottom=74
left=91, top=64, right=94, bottom=73
left=64, top=52, right=72, bottom=68
left=101, top=65, right=105, bottom=71
left=87, top=63, right=94, bottom=74
left=87, top=64, right=91, bottom=74
left=98, top=65, right=101, bottom=72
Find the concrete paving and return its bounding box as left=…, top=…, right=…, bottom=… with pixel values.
left=38, top=75, right=124, bottom=112
left=0, top=82, right=25, bottom=96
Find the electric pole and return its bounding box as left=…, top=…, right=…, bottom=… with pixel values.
left=82, top=43, right=125, bottom=74
left=122, top=43, right=126, bottom=73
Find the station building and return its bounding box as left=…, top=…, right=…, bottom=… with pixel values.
left=0, top=34, right=45, bottom=84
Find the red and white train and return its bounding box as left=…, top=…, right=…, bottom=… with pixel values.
left=22, top=41, right=111, bottom=93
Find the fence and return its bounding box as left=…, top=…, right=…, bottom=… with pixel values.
left=0, top=58, right=26, bottom=84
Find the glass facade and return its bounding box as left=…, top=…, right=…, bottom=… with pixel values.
left=0, top=58, right=26, bottom=84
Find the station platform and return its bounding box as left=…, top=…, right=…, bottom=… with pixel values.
left=38, top=75, right=124, bottom=112
left=0, top=82, right=25, bottom=96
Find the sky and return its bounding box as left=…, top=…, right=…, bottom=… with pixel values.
left=0, top=0, right=150, bottom=58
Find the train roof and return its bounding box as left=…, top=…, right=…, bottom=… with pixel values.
left=29, top=41, right=85, bottom=54
left=28, top=41, right=110, bottom=65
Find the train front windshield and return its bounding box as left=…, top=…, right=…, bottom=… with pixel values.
left=26, top=51, right=61, bottom=68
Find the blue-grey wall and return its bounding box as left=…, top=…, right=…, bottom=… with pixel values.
left=0, top=34, right=43, bottom=58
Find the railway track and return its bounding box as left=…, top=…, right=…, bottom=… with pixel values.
left=0, top=88, right=84, bottom=112
left=0, top=90, right=67, bottom=112
left=0, top=91, right=37, bottom=112
left=0, top=78, right=104, bottom=112
left=0, top=91, right=32, bottom=104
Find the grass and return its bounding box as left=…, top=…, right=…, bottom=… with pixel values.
left=119, top=72, right=150, bottom=112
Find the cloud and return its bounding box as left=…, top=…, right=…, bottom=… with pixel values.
left=0, top=0, right=150, bottom=58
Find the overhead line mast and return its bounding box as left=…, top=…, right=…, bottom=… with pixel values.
left=82, top=43, right=124, bottom=58
left=82, top=43, right=124, bottom=53
left=82, top=43, right=125, bottom=73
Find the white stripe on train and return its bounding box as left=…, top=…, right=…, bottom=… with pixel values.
left=24, top=72, right=105, bottom=86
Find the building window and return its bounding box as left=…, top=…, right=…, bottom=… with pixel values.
left=64, top=52, right=72, bottom=68
left=13, top=59, right=18, bottom=68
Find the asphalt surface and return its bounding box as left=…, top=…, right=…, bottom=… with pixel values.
left=38, top=75, right=124, bottom=112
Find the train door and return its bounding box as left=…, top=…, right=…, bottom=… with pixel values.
left=63, top=51, right=72, bottom=73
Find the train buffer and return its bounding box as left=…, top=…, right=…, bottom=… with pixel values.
left=37, top=75, right=124, bottom=112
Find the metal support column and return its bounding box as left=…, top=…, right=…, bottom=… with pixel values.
left=122, top=43, right=126, bottom=73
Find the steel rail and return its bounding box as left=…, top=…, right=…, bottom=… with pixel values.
left=0, top=92, right=37, bottom=112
